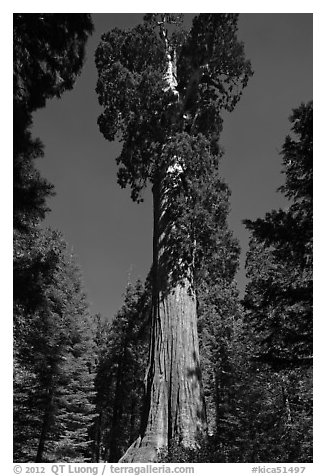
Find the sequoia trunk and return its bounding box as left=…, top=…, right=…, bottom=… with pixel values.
left=119, top=20, right=206, bottom=462
left=119, top=178, right=206, bottom=462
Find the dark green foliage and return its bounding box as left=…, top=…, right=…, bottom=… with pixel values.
left=13, top=15, right=96, bottom=462
left=279, top=102, right=312, bottom=204
left=14, top=232, right=96, bottom=462
left=13, top=13, right=93, bottom=230
left=91, top=281, right=151, bottom=462
left=197, top=283, right=241, bottom=438
left=14, top=13, right=94, bottom=113
left=13, top=109, right=54, bottom=231
left=178, top=14, right=252, bottom=135
left=232, top=101, right=313, bottom=462
left=13, top=360, right=41, bottom=461
left=50, top=342, right=96, bottom=462
left=214, top=325, right=313, bottom=463
left=243, top=102, right=313, bottom=368
left=95, top=13, right=253, bottom=203
left=14, top=229, right=96, bottom=462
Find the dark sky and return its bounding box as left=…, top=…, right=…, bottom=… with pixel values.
left=32, top=13, right=312, bottom=320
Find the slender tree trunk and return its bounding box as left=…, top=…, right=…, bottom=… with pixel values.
left=92, top=409, right=102, bottom=462
left=35, top=387, right=54, bottom=462
left=129, top=396, right=137, bottom=444
left=109, top=354, right=125, bottom=462
left=215, top=369, right=221, bottom=433
left=120, top=178, right=206, bottom=462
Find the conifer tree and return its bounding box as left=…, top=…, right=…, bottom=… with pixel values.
left=96, top=13, right=252, bottom=461
left=242, top=102, right=313, bottom=463
left=14, top=229, right=96, bottom=462
left=92, top=281, right=150, bottom=462
left=244, top=101, right=312, bottom=368
left=13, top=13, right=93, bottom=230
left=13, top=16, right=95, bottom=461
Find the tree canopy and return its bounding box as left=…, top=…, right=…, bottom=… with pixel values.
left=95, top=13, right=253, bottom=201
left=243, top=101, right=313, bottom=368
left=14, top=14, right=94, bottom=113
left=14, top=13, right=94, bottom=230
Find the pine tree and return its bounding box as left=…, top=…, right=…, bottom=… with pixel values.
left=95, top=13, right=253, bottom=461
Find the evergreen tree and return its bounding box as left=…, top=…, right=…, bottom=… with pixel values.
left=92, top=281, right=150, bottom=462
left=244, top=101, right=313, bottom=368
left=13, top=13, right=94, bottom=231
left=241, top=102, right=313, bottom=462
left=13, top=16, right=95, bottom=462
left=50, top=323, right=97, bottom=462
left=14, top=229, right=96, bottom=462
left=95, top=13, right=253, bottom=461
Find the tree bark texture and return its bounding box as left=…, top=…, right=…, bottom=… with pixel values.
left=119, top=22, right=206, bottom=461
left=119, top=179, right=206, bottom=462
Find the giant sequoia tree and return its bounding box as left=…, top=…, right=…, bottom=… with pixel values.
left=96, top=14, right=252, bottom=461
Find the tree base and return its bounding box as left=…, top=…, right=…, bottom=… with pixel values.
left=118, top=436, right=160, bottom=463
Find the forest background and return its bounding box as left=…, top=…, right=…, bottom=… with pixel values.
left=6, top=1, right=322, bottom=468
